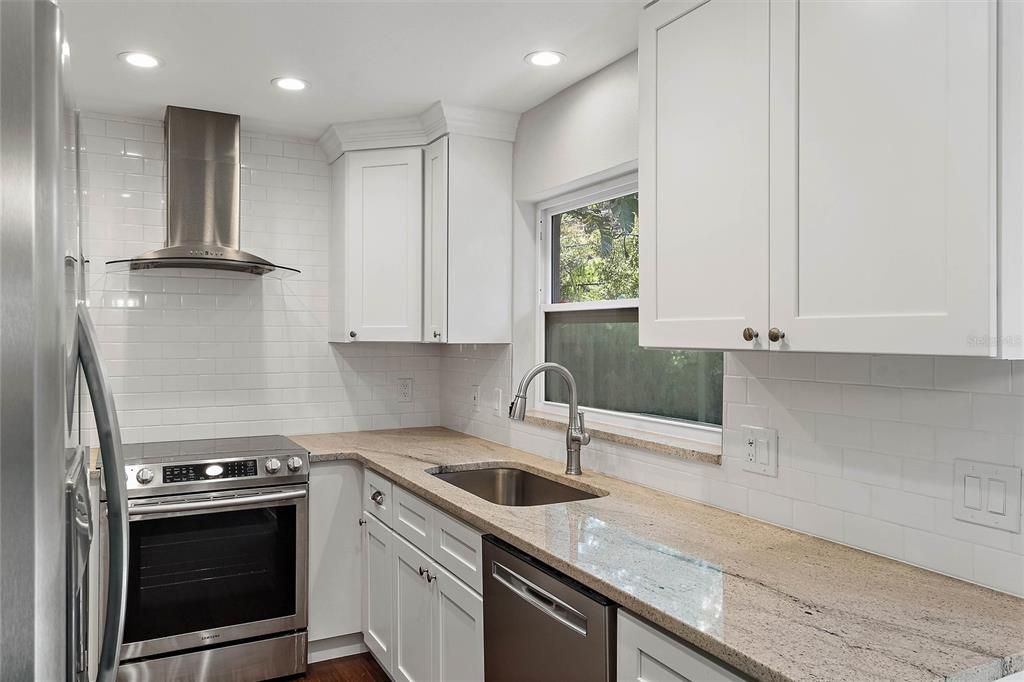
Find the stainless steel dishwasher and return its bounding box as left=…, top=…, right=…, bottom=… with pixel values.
left=483, top=536, right=616, bottom=682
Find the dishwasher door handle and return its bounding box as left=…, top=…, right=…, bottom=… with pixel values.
left=491, top=560, right=588, bottom=636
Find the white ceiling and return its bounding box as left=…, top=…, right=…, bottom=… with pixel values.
left=61, top=0, right=642, bottom=140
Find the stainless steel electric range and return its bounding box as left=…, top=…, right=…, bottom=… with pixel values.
left=101, top=435, right=310, bottom=682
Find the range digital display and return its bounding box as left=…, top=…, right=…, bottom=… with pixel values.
left=162, top=459, right=257, bottom=483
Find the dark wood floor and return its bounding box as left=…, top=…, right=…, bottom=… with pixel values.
left=297, top=653, right=389, bottom=682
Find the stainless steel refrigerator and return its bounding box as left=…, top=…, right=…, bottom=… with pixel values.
left=0, top=1, right=129, bottom=680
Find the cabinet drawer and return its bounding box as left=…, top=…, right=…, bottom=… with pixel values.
left=363, top=468, right=393, bottom=527
left=617, top=610, right=747, bottom=682
left=393, top=486, right=434, bottom=555
left=432, top=510, right=483, bottom=594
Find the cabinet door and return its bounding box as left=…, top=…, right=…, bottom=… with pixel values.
left=344, top=148, right=423, bottom=342
left=638, top=0, right=770, bottom=350
left=617, top=611, right=745, bottom=682
left=423, top=137, right=448, bottom=343
left=393, top=534, right=435, bottom=682
left=433, top=563, right=484, bottom=682
left=308, top=462, right=362, bottom=643
left=769, top=0, right=996, bottom=355
left=362, top=511, right=394, bottom=674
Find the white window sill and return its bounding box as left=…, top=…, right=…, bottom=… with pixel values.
left=524, top=404, right=722, bottom=466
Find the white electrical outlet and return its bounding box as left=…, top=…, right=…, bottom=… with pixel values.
left=740, top=425, right=778, bottom=477
left=953, top=459, right=1021, bottom=533
left=397, top=377, right=413, bottom=403
left=493, top=388, right=503, bottom=416
left=471, top=385, right=480, bottom=412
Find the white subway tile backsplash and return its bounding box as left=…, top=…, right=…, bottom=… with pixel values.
left=935, top=358, right=1012, bottom=394
left=870, top=355, right=934, bottom=388
left=815, top=353, right=871, bottom=384
left=843, top=449, right=902, bottom=489
left=844, top=513, right=904, bottom=559
left=81, top=112, right=439, bottom=445
left=900, top=389, right=971, bottom=428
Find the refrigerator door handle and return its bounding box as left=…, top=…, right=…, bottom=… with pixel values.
left=77, top=304, right=128, bottom=682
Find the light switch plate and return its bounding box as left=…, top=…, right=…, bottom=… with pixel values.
left=492, top=388, right=503, bottom=417
left=953, top=459, right=1021, bottom=533
left=741, top=425, right=778, bottom=477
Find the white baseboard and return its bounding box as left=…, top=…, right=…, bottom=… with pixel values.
left=308, top=632, right=367, bottom=664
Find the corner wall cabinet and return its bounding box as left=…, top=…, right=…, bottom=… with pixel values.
left=640, top=0, right=1023, bottom=357
left=361, top=471, right=484, bottom=681
left=327, top=104, right=515, bottom=345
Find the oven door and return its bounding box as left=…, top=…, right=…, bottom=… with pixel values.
left=119, top=484, right=308, bottom=660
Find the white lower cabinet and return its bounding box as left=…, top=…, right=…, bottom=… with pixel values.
left=361, top=478, right=484, bottom=681
left=363, top=511, right=395, bottom=672
left=393, top=535, right=435, bottom=682
left=433, top=564, right=484, bottom=682
left=308, top=461, right=363, bottom=644
left=617, top=611, right=746, bottom=682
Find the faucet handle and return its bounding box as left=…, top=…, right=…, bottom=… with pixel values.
left=576, top=411, right=591, bottom=445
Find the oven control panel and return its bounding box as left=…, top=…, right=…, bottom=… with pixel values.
left=163, top=459, right=257, bottom=484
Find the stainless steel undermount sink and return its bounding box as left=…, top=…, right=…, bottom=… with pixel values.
left=431, top=466, right=605, bottom=506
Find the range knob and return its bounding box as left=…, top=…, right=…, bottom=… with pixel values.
left=287, top=456, right=304, bottom=473
left=136, top=468, right=155, bottom=485
left=265, top=458, right=281, bottom=474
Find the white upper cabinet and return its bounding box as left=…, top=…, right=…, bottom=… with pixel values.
left=325, top=103, right=516, bottom=346
left=330, top=147, right=424, bottom=343
left=769, top=0, right=996, bottom=356
left=639, top=0, right=770, bottom=351
left=422, top=134, right=513, bottom=344
left=423, top=137, right=449, bottom=343
left=640, top=0, right=1018, bottom=357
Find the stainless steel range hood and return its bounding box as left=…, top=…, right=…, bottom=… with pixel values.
left=107, top=106, right=298, bottom=276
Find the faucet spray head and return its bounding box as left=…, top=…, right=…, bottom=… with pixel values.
left=508, top=394, right=528, bottom=421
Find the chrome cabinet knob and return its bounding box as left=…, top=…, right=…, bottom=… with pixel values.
left=136, top=468, right=154, bottom=485
left=742, top=327, right=758, bottom=342
left=433, top=330, right=441, bottom=339
left=370, top=490, right=385, bottom=506
left=768, top=327, right=786, bottom=342
left=349, top=330, right=357, bottom=338
left=358, top=518, right=367, bottom=526
left=265, top=458, right=281, bottom=474
left=425, top=571, right=436, bottom=583
left=286, top=456, right=304, bottom=472
left=418, top=566, right=427, bottom=577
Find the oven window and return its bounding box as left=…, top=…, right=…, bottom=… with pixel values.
left=124, top=505, right=297, bottom=644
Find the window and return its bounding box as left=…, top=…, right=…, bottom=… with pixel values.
left=538, top=176, right=723, bottom=431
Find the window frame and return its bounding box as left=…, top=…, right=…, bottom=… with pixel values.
left=534, top=173, right=722, bottom=446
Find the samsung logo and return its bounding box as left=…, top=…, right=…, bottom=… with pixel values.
left=200, top=633, right=221, bottom=641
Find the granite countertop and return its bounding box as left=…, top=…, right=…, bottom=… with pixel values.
left=293, top=427, right=1024, bottom=682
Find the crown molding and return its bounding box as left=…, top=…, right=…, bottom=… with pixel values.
left=317, top=101, right=520, bottom=163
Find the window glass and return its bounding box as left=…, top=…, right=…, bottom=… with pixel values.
left=543, top=187, right=723, bottom=429
left=552, top=192, right=638, bottom=303
left=545, top=309, right=723, bottom=425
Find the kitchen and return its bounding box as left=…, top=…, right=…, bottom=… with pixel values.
left=2, top=0, right=1024, bottom=681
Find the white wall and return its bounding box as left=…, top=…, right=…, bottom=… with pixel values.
left=440, top=52, right=1024, bottom=597
left=80, top=112, right=439, bottom=445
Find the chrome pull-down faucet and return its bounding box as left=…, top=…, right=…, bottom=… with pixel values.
left=508, top=362, right=591, bottom=475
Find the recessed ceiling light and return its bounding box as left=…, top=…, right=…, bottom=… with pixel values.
left=524, top=51, right=565, bottom=67
left=272, top=77, right=309, bottom=91
left=117, top=51, right=162, bottom=69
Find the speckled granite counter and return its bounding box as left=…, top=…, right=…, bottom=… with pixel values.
left=296, top=427, right=1024, bottom=682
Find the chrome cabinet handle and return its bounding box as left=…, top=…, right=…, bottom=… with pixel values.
left=370, top=490, right=385, bottom=505
left=768, top=327, right=785, bottom=342
left=742, top=327, right=758, bottom=342
left=78, top=304, right=128, bottom=682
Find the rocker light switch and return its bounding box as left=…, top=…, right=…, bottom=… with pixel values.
left=954, top=459, right=1021, bottom=533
